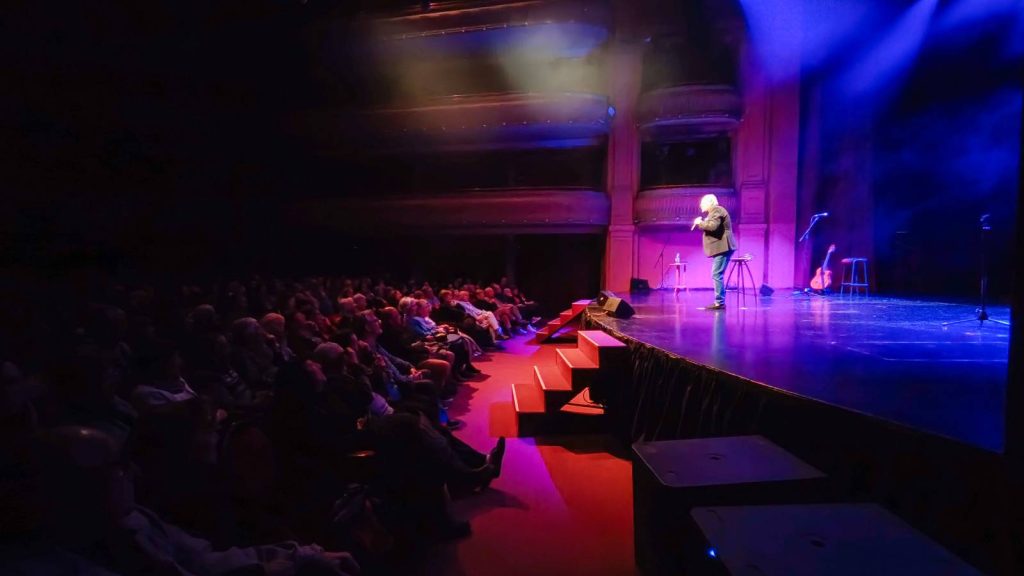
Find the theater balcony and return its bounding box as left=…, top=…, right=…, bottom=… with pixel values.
left=634, top=186, right=736, bottom=227
left=369, top=0, right=609, bottom=59
left=637, top=30, right=742, bottom=140
left=291, top=188, right=610, bottom=235
left=364, top=91, right=611, bottom=152
left=637, top=85, right=742, bottom=140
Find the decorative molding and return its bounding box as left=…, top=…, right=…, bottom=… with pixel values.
left=296, top=92, right=612, bottom=152
left=634, top=186, right=736, bottom=227
left=739, top=182, right=766, bottom=223
left=294, top=188, right=610, bottom=234
left=637, top=85, right=743, bottom=139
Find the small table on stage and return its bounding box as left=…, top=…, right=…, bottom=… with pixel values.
left=668, top=262, right=688, bottom=293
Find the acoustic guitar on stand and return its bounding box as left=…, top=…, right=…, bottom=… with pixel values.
left=810, top=244, right=836, bottom=292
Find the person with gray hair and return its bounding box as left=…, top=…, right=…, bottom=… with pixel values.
left=692, top=193, right=738, bottom=310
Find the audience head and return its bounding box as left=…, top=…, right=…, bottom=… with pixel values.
left=231, top=317, right=267, bottom=350
left=186, top=304, right=220, bottom=334
left=379, top=306, right=402, bottom=328
left=415, top=299, right=431, bottom=318
left=38, top=426, right=135, bottom=539
left=313, top=342, right=347, bottom=375
left=353, top=310, right=383, bottom=340
left=259, top=312, right=286, bottom=340
left=131, top=339, right=183, bottom=385
left=352, top=293, right=367, bottom=312
left=337, top=297, right=356, bottom=318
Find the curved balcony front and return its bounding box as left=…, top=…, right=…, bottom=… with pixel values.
left=637, top=85, right=742, bottom=140
left=293, top=188, right=610, bottom=234
left=294, top=92, right=610, bottom=152
left=372, top=0, right=609, bottom=59
left=634, top=186, right=737, bottom=227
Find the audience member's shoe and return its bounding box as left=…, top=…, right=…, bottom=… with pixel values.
left=706, top=303, right=726, bottom=310
left=515, top=327, right=529, bottom=336
left=437, top=519, right=472, bottom=540
left=464, top=365, right=482, bottom=375
left=487, top=436, right=506, bottom=477
left=446, top=418, right=465, bottom=431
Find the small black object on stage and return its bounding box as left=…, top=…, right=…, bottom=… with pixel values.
left=603, top=296, right=635, bottom=319
left=594, top=290, right=635, bottom=319
left=943, top=214, right=1010, bottom=328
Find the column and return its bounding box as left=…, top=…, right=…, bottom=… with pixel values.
left=603, top=41, right=644, bottom=292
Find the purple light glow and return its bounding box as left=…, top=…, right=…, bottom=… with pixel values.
left=837, top=0, right=939, bottom=104
left=738, top=0, right=874, bottom=80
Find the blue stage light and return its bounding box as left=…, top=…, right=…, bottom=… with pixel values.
left=607, top=106, right=616, bottom=118
left=707, top=547, right=718, bottom=558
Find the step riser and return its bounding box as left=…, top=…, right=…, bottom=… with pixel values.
left=556, top=353, right=597, bottom=392
left=516, top=412, right=547, bottom=437
left=543, top=390, right=575, bottom=413
left=516, top=411, right=607, bottom=437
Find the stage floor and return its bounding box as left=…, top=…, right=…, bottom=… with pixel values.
left=588, top=290, right=1010, bottom=452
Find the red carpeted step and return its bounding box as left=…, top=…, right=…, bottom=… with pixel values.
left=571, top=299, right=591, bottom=315
left=512, top=382, right=545, bottom=414
left=559, top=309, right=575, bottom=323
left=578, top=329, right=628, bottom=366
left=533, top=365, right=575, bottom=413
left=511, top=382, right=546, bottom=436
left=534, top=365, right=572, bottom=392
left=556, top=348, right=598, bottom=391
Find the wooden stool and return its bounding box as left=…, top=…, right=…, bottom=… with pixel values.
left=840, top=257, right=869, bottom=296
left=725, top=254, right=756, bottom=305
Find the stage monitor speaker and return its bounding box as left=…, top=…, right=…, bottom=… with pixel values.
left=760, top=284, right=775, bottom=297
left=632, top=436, right=827, bottom=576
left=595, top=290, right=616, bottom=307
left=630, top=278, right=651, bottom=293
left=603, top=297, right=635, bottom=319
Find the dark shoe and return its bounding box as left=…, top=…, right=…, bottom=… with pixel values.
left=464, top=365, right=482, bottom=375
left=437, top=519, right=472, bottom=540
left=706, top=303, right=726, bottom=310
left=488, top=436, right=506, bottom=477
left=446, top=418, right=465, bottom=431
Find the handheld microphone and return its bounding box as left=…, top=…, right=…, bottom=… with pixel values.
left=812, top=212, right=829, bottom=218
left=691, top=220, right=700, bottom=231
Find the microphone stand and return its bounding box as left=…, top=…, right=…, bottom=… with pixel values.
left=943, top=214, right=1010, bottom=328
left=795, top=214, right=827, bottom=295
left=653, top=237, right=669, bottom=289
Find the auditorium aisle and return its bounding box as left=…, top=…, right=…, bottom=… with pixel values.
left=419, top=335, right=637, bottom=576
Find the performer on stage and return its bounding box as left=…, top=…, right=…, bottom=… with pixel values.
left=692, top=194, right=737, bottom=310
